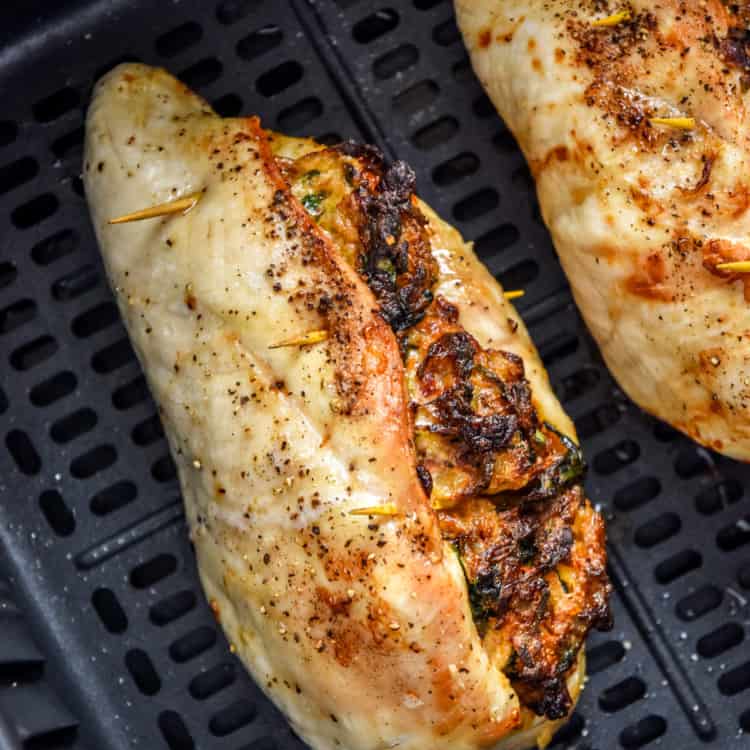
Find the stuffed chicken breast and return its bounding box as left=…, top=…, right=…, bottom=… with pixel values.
left=84, top=63, right=610, bottom=750
left=455, top=0, right=750, bottom=460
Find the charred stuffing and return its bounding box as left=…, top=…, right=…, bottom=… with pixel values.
left=284, top=136, right=612, bottom=720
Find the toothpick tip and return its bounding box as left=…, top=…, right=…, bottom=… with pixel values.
left=108, top=191, right=203, bottom=225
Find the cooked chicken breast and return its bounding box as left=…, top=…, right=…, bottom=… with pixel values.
left=455, top=0, right=750, bottom=460
left=84, top=64, right=610, bottom=750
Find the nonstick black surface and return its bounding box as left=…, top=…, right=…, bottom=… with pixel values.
left=1, top=2, right=749, bottom=749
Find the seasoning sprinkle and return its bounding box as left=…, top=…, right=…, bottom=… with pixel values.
left=109, top=190, right=203, bottom=224
left=269, top=329, right=328, bottom=349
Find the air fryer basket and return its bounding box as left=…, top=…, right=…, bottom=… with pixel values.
left=1, top=2, right=749, bottom=749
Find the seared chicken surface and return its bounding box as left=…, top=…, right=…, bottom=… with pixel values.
left=84, top=64, right=610, bottom=750
left=456, top=0, right=750, bottom=460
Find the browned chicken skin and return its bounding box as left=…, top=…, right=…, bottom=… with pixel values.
left=456, top=0, right=750, bottom=460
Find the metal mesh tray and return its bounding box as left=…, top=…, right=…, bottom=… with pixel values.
left=0, top=2, right=749, bottom=749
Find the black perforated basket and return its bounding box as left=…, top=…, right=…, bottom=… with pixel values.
left=1, top=2, right=749, bottom=750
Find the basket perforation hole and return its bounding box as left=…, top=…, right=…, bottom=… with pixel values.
left=212, top=93, right=243, bottom=117
left=392, top=80, right=439, bottom=116
left=170, top=626, right=217, bottom=663
left=0, top=387, right=7, bottom=416
left=0, top=156, right=39, bottom=195
left=414, top=0, right=446, bottom=7
left=6, top=430, right=41, bottom=475
left=152, top=454, right=178, bottom=482
left=0, top=658, right=43, bottom=684
left=277, top=97, right=323, bottom=133
left=654, top=549, right=702, bottom=584
left=432, top=152, right=479, bottom=186
left=71, top=175, right=85, bottom=198
left=697, top=623, right=744, bottom=658
left=91, top=337, right=135, bottom=373
left=32, top=229, right=78, bottom=265
left=474, top=224, right=520, bottom=260
left=0, top=120, right=17, bottom=147
left=216, top=0, right=260, bottom=25
left=51, top=408, right=98, bottom=444
left=739, top=562, right=750, bottom=589
left=72, top=301, right=119, bottom=338
left=675, top=585, right=722, bottom=621
left=179, top=58, right=223, bottom=90
left=52, top=264, right=100, bottom=301
left=256, top=61, right=303, bottom=97
left=51, top=127, right=85, bottom=160
left=70, top=444, right=116, bottom=479
left=492, top=127, right=519, bottom=153
left=0, top=298, right=36, bottom=335
left=22, top=725, right=78, bottom=750
left=92, top=587, right=128, bottom=634
left=150, top=590, right=197, bottom=626
left=652, top=419, right=680, bottom=442
left=317, top=133, right=342, bottom=145
left=587, top=640, right=626, bottom=675
left=548, top=712, right=584, bottom=747
left=717, top=515, right=750, bottom=551
left=718, top=660, right=750, bottom=695
left=451, top=57, right=472, bottom=83
left=373, top=44, right=419, bottom=79
left=12, top=193, right=59, bottom=229
left=43, top=371, right=81, bottom=406
left=433, top=18, right=460, bottom=46
left=90, top=480, right=137, bottom=516
left=538, top=331, right=578, bottom=368
left=634, top=512, right=681, bottom=549
left=33, top=87, right=80, bottom=123
left=472, top=93, right=495, bottom=119
left=11, top=335, right=58, bottom=370
left=412, top=116, right=458, bottom=149
left=576, top=401, right=624, bottom=440
left=559, top=366, right=600, bottom=403
left=189, top=662, right=236, bottom=700
left=696, top=479, right=742, bottom=515
left=209, top=699, right=257, bottom=736
left=237, top=25, right=283, bottom=61
left=131, top=553, right=178, bottom=589
left=497, top=259, right=539, bottom=291
left=674, top=446, right=714, bottom=479
left=593, top=440, right=640, bottom=476
left=39, top=489, right=75, bottom=536
left=159, top=711, right=194, bottom=750
left=453, top=188, right=498, bottom=221
left=126, top=649, right=161, bottom=695
left=132, top=414, right=164, bottom=446
left=353, top=9, right=399, bottom=44
left=239, top=740, right=277, bottom=750
left=741, top=708, right=750, bottom=732
left=598, top=676, right=646, bottom=713
left=614, top=476, right=661, bottom=511
left=155, top=22, right=203, bottom=57
left=619, top=715, right=667, bottom=748
left=0, top=261, right=17, bottom=290
left=112, top=375, right=149, bottom=410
